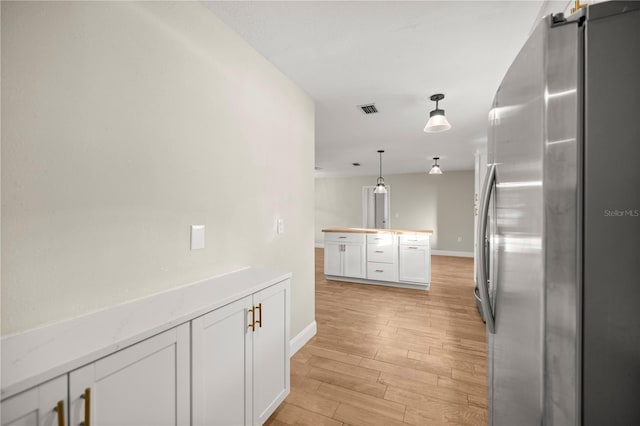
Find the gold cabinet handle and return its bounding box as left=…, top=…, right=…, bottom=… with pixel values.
left=55, top=400, right=66, bottom=426
left=375, top=269, right=384, bottom=273
left=80, top=388, right=91, bottom=426
left=375, top=250, right=384, bottom=253
left=256, top=303, right=262, bottom=328
left=339, top=236, right=347, bottom=239
left=248, top=307, right=256, bottom=332
left=408, top=246, right=418, bottom=249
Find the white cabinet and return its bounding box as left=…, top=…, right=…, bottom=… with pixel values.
left=366, top=233, right=398, bottom=282
left=2, top=325, right=190, bottom=426
left=1, top=376, right=67, bottom=426
left=399, top=235, right=431, bottom=286
left=323, top=230, right=431, bottom=289
left=192, top=280, right=290, bottom=426
left=324, top=233, right=366, bottom=279
left=192, top=296, right=252, bottom=426
left=69, top=324, right=190, bottom=426
left=1, top=269, right=290, bottom=426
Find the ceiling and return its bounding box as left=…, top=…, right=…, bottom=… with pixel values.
left=204, top=1, right=554, bottom=177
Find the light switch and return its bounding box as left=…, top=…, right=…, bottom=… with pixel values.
left=277, top=218, right=284, bottom=235
left=191, top=225, right=205, bottom=250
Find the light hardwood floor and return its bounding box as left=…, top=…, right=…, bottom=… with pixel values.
left=266, top=248, right=487, bottom=426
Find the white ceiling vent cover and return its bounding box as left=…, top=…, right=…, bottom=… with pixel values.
left=358, top=104, right=378, bottom=114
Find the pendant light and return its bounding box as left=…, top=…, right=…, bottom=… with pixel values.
left=374, top=150, right=387, bottom=194
left=424, top=94, right=451, bottom=133
left=429, top=157, right=443, bottom=175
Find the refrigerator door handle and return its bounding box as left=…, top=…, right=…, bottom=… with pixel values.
left=477, top=163, right=496, bottom=334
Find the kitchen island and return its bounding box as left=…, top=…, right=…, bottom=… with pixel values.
left=322, top=228, right=433, bottom=290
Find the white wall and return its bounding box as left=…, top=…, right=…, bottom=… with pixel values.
left=315, top=171, right=474, bottom=253
left=1, top=1, right=315, bottom=337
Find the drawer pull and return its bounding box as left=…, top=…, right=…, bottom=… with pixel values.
left=55, top=400, right=66, bottom=426
left=256, top=303, right=262, bottom=328
left=339, top=236, right=347, bottom=239
left=375, top=250, right=384, bottom=253
left=408, top=247, right=418, bottom=249
left=81, top=388, right=91, bottom=426
left=375, top=269, right=384, bottom=273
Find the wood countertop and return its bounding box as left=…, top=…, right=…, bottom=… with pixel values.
left=322, top=227, right=433, bottom=235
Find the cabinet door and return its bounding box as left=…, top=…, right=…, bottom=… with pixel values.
left=399, top=245, right=430, bottom=284
left=1, top=376, right=67, bottom=426
left=69, top=324, right=190, bottom=426
left=253, top=281, right=290, bottom=425
left=343, top=243, right=366, bottom=278
left=192, top=296, right=253, bottom=426
left=324, top=242, right=343, bottom=276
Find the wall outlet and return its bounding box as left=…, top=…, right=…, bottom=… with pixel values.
left=457, top=236, right=463, bottom=243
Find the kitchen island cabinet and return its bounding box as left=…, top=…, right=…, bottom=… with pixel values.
left=323, top=228, right=432, bottom=290
left=324, top=232, right=366, bottom=279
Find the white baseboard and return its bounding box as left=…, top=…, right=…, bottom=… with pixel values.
left=432, top=250, right=474, bottom=258
left=315, top=242, right=324, bottom=248
left=290, top=320, right=317, bottom=356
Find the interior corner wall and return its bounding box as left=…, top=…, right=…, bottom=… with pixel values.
left=1, top=1, right=315, bottom=337
left=315, top=171, right=474, bottom=252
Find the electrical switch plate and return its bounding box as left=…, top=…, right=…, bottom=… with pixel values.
left=191, top=225, right=205, bottom=250
left=277, top=218, right=284, bottom=235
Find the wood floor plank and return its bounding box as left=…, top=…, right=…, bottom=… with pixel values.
left=266, top=249, right=487, bottom=425
left=307, top=355, right=381, bottom=381
left=404, top=401, right=487, bottom=426
left=284, top=388, right=340, bottom=418
left=317, top=383, right=406, bottom=422
left=307, top=367, right=388, bottom=398
left=299, top=343, right=364, bottom=366
left=272, top=403, right=343, bottom=426
left=333, top=403, right=407, bottom=426
left=382, top=378, right=469, bottom=406
left=360, top=357, right=439, bottom=385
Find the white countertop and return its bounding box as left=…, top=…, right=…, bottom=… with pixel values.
left=322, top=227, right=433, bottom=235
left=1, top=267, right=291, bottom=399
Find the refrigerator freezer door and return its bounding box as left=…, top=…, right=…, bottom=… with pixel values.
left=583, top=5, right=640, bottom=424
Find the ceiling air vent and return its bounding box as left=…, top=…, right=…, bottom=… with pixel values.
left=358, top=103, right=378, bottom=114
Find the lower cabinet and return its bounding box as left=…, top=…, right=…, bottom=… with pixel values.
left=324, top=233, right=366, bottom=279
left=399, top=244, right=431, bottom=284
left=1, top=376, right=67, bottom=426
left=192, top=280, right=290, bottom=426
left=69, top=324, right=190, bottom=426
left=1, top=276, right=291, bottom=426
left=1, top=325, right=190, bottom=426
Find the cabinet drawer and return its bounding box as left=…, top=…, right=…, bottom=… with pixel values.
left=324, top=232, right=365, bottom=243
left=366, top=233, right=395, bottom=245
left=399, top=234, right=430, bottom=245
left=366, top=262, right=398, bottom=282
left=367, top=244, right=396, bottom=263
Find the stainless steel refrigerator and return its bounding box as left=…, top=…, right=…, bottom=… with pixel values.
left=476, top=2, right=640, bottom=425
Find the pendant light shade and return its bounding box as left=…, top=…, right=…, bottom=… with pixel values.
left=429, top=157, right=443, bottom=175
left=424, top=94, right=451, bottom=133
left=374, top=150, right=387, bottom=194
